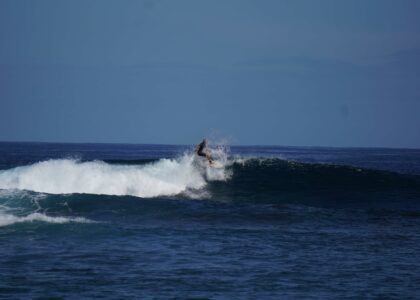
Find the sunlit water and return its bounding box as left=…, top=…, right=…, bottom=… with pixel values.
left=0, top=142, right=419, bottom=298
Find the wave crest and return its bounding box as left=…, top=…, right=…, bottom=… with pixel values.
left=0, top=153, right=230, bottom=198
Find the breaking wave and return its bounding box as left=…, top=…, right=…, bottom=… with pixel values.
left=0, top=152, right=230, bottom=198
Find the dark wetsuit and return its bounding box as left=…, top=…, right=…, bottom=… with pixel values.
left=196, top=141, right=207, bottom=157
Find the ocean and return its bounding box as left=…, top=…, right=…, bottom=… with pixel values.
left=0, top=142, right=419, bottom=299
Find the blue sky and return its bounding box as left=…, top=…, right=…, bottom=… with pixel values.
left=1, top=0, right=420, bottom=147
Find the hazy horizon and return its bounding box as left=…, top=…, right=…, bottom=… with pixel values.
left=2, top=139, right=420, bottom=151
left=1, top=1, right=420, bottom=148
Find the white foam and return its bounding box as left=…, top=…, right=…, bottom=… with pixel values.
left=0, top=152, right=230, bottom=198
left=0, top=211, right=93, bottom=227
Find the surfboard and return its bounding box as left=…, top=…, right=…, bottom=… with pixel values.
left=209, top=161, right=224, bottom=168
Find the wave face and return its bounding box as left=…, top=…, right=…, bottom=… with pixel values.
left=0, top=154, right=230, bottom=198
left=1, top=155, right=420, bottom=209
left=206, top=158, right=420, bottom=208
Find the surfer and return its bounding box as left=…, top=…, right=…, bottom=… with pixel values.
left=196, top=138, right=213, bottom=165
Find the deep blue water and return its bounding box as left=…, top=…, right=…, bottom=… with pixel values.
left=0, top=142, right=420, bottom=299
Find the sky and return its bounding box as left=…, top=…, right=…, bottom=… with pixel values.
left=0, top=0, right=420, bottom=147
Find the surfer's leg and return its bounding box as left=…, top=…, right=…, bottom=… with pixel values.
left=206, top=153, right=213, bottom=164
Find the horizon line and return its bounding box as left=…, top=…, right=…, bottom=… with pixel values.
left=1, top=140, right=419, bottom=151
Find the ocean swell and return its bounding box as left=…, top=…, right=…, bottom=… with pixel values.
left=205, top=158, right=420, bottom=208
left=1, top=156, right=420, bottom=210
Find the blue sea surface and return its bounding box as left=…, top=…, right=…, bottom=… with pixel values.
left=0, top=142, right=419, bottom=299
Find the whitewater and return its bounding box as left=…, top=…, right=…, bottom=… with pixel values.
left=0, top=146, right=232, bottom=227
left=1, top=142, right=420, bottom=299
left=0, top=152, right=231, bottom=198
